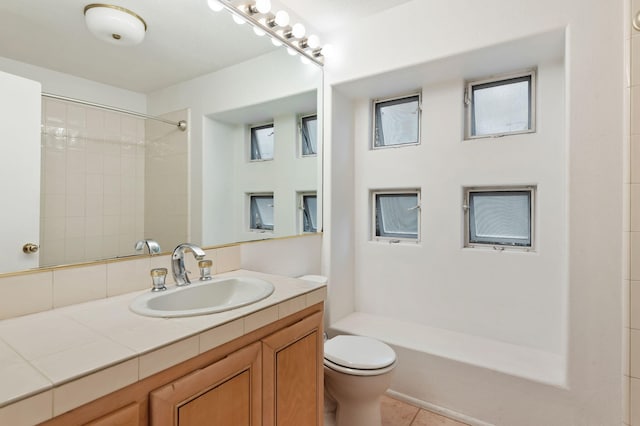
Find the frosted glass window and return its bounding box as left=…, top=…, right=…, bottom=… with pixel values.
left=302, top=194, right=317, bottom=232
left=374, top=192, right=420, bottom=240
left=373, top=94, right=420, bottom=148
left=468, top=72, right=535, bottom=138
left=467, top=190, right=532, bottom=247
left=300, top=115, right=317, bottom=156
left=250, top=123, right=274, bottom=160
left=250, top=194, right=274, bottom=231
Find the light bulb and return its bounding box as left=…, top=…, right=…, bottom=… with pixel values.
left=291, top=23, right=305, bottom=39
left=321, top=44, right=334, bottom=57
left=207, top=0, right=224, bottom=12
left=255, top=0, right=271, bottom=14
left=271, top=37, right=282, bottom=47
left=287, top=47, right=297, bottom=56
left=300, top=56, right=311, bottom=65
left=307, top=34, right=320, bottom=49
left=253, top=26, right=265, bottom=36
left=232, top=14, right=246, bottom=25
left=274, top=10, right=289, bottom=26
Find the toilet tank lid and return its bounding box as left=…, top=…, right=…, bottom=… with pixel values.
left=298, top=275, right=328, bottom=284
left=325, top=335, right=396, bottom=370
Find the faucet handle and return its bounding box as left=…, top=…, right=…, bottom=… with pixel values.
left=198, top=259, right=213, bottom=281
left=150, top=268, right=168, bottom=292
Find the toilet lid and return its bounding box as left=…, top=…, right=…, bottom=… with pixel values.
left=324, top=335, right=396, bottom=370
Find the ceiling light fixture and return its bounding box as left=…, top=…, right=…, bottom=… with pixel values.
left=211, top=0, right=327, bottom=66
left=84, top=4, right=147, bottom=46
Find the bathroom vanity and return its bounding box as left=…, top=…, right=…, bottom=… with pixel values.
left=0, top=270, right=325, bottom=425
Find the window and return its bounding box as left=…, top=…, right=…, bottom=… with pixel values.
left=373, top=93, right=421, bottom=148
left=372, top=190, right=420, bottom=241
left=249, top=194, right=274, bottom=231
left=465, top=70, right=535, bottom=139
left=300, top=114, right=317, bottom=156
left=250, top=123, right=274, bottom=161
left=299, top=192, right=317, bottom=233
left=464, top=187, right=534, bottom=249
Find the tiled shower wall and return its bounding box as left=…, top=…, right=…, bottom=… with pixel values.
left=40, top=98, right=145, bottom=266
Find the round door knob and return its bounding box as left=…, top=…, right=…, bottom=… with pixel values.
left=23, top=243, right=39, bottom=254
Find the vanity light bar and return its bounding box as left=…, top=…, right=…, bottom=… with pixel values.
left=213, top=0, right=325, bottom=66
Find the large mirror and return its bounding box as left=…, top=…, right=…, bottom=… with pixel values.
left=0, top=0, right=322, bottom=275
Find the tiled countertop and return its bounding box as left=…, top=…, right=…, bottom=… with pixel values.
left=0, top=269, right=326, bottom=425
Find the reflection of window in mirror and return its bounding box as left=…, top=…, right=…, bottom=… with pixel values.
left=372, top=92, right=421, bottom=149
left=249, top=193, right=274, bottom=231
left=464, top=70, right=536, bottom=139
left=299, top=114, right=318, bottom=156
left=298, top=192, right=317, bottom=233
left=250, top=123, right=274, bottom=161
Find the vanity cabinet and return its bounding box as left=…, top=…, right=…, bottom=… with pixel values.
left=84, top=403, right=141, bottom=426
left=263, top=311, right=323, bottom=426
left=38, top=304, right=323, bottom=426
left=150, top=342, right=262, bottom=426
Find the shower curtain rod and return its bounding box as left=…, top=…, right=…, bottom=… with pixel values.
left=41, top=92, right=187, bottom=131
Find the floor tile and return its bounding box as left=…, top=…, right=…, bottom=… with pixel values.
left=381, top=395, right=419, bottom=426
left=411, top=408, right=469, bottom=426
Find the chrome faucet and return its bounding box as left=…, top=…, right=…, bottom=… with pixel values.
left=171, top=243, right=206, bottom=286
left=135, top=239, right=161, bottom=255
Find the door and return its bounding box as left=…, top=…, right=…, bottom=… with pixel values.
left=262, top=312, right=323, bottom=426
left=0, top=70, right=41, bottom=273
left=150, top=341, right=262, bottom=426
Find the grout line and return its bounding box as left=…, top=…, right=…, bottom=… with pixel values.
left=408, top=407, right=420, bottom=425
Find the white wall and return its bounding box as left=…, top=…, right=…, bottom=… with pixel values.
left=351, top=55, right=565, bottom=354
left=0, top=56, right=146, bottom=112
left=322, top=0, right=623, bottom=425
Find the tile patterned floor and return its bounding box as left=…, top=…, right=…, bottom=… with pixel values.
left=381, top=395, right=469, bottom=426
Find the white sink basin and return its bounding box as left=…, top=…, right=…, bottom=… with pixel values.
left=129, top=276, right=275, bottom=318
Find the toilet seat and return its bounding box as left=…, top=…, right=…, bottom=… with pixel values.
left=324, top=335, right=396, bottom=376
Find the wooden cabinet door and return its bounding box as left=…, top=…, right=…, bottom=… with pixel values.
left=84, top=402, right=141, bottom=426
left=149, top=341, right=262, bottom=426
left=262, top=312, right=323, bottom=426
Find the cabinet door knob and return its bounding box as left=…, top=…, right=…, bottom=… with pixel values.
left=23, top=243, right=39, bottom=254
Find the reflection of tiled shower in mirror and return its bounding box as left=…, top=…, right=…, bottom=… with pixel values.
left=39, top=98, right=188, bottom=267
left=40, top=98, right=146, bottom=266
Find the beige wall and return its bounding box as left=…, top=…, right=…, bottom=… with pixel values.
left=628, top=0, right=639, bottom=424
left=144, top=109, right=189, bottom=251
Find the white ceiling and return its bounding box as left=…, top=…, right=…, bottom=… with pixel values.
left=278, top=0, right=415, bottom=33
left=0, top=0, right=413, bottom=93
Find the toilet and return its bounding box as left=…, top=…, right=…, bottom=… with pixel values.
left=298, top=275, right=397, bottom=426
left=323, top=335, right=397, bottom=426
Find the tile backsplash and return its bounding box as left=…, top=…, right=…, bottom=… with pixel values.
left=0, top=244, right=240, bottom=320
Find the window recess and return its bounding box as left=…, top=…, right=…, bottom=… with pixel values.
left=465, top=70, right=536, bottom=139
left=372, top=92, right=421, bottom=149
left=249, top=193, right=274, bottom=231
left=250, top=123, right=274, bottom=161
left=372, top=190, right=420, bottom=242
left=299, top=114, right=318, bottom=156
left=298, top=192, right=317, bottom=233
left=463, top=186, right=535, bottom=250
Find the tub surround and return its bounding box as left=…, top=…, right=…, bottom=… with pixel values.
left=331, top=312, right=565, bottom=387
left=0, top=269, right=326, bottom=424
